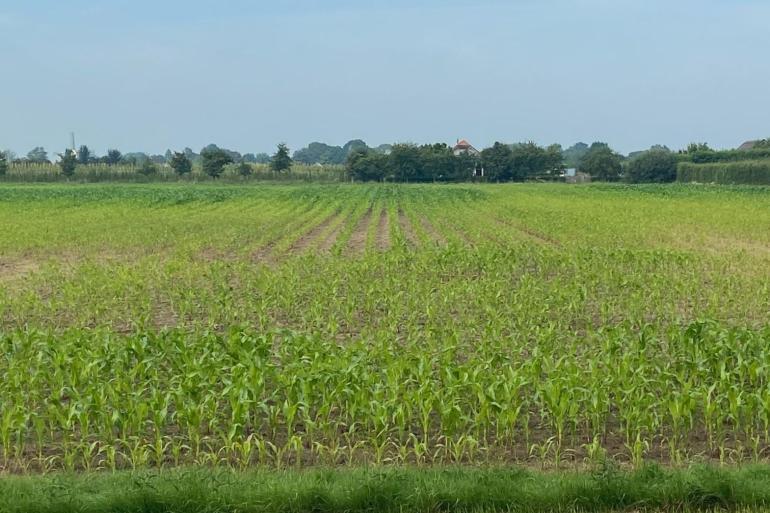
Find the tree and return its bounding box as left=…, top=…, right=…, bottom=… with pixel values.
left=104, top=149, right=122, bottom=165
left=481, top=142, right=514, bottom=181
left=625, top=150, right=678, bottom=183
left=293, top=142, right=344, bottom=165
left=169, top=152, right=193, bottom=176
left=138, top=159, right=157, bottom=176
left=0, top=151, right=7, bottom=176
left=563, top=142, right=590, bottom=168
left=201, top=147, right=233, bottom=178
left=254, top=153, right=271, bottom=164
left=346, top=148, right=387, bottom=181
left=27, top=147, right=49, bottom=163
left=388, top=144, right=421, bottom=182
left=342, top=139, right=368, bottom=156
left=59, top=149, right=77, bottom=177
left=271, top=143, right=292, bottom=172
left=578, top=145, right=622, bottom=181
left=510, top=142, right=557, bottom=181
left=237, top=162, right=253, bottom=177
left=77, top=145, right=92, bottom=165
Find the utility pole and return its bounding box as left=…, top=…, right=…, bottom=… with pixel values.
left=70, top=132, right=76, bottom=152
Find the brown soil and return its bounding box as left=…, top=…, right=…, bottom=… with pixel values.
left=418, top=216, right=447, bottom=245
left=318, top=212, right=353, bottom=253
left=288, top=213, right=339, bottom=254
left=0, top=258, right=40, bottom=283
left=398, top=209, right=418, bottom=248
left=346, top=207, right=373, bottom=255
left=376, top=209, right=391, bottom=251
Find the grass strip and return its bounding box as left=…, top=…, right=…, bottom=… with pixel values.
left=3, top=465, right=770, bottom=513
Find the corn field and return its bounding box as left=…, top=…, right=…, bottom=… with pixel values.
left=1, top=183, right=769, bottom=472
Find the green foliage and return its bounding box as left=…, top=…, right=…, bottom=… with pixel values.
left=346, top=148, right=388, bottom=181
left=0, top=151, right=7, bottom=176
left=481, top=142, right=516, bottom=181
left=138, top=159, right=158, bottom=176
left=562, top=142, right=590, bottom=169
left=201, top=147, right=234, bottom=178
left=271, top=143, right=293, bottom=172
left=104, top=149, right=122, bottom=165
left=58, top=149, right=77, bottom=177
left=579, top=146, right=622, bottom=181
left=1, top=183, right=770, bottom=472
left=169, top=152, right=193, bottom=176
left=4, top=465, right=770, bottom=513
left=26, top=146, right=48, bottom=163
left=678, top=160, right=770, bottom=185
left=77, top=145, right=92, bottom=164
left=237, top=161, right=253, bottom=177
left=625, top=150, right=678, bottom=183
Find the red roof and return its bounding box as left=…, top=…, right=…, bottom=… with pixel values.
left=454, top=139, right=472, bottom=149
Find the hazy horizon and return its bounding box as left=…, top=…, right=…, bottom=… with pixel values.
left=2, top=0, right=768, bottom=157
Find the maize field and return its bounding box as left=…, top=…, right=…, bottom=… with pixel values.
left=1, top=183, right=769, bottom=472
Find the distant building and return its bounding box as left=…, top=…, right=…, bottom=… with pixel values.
left=738, top=140, right=758, bottom=151
left=565, top=171, right=591, bottom=184
left=452, top=139, right=480, bottom=157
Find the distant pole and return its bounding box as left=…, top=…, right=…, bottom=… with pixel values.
left=70, top=132, right=76, bottom=151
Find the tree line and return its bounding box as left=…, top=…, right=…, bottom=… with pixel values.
left=3, top=138, right=769, bottom=183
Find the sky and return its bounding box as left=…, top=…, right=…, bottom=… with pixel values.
left=1, top=0, right=768, bottom=157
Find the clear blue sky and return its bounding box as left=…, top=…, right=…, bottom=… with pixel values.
left=1, top=0, right=768, bottom=157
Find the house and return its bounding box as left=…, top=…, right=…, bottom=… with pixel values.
left=452, top=139, right=480, bottom=157
left=738, top=140, right=758, bottom=151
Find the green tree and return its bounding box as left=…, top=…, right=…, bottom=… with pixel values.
left=169, top=152, right=193, bottom=176
left=104, top=149, right=122, bottom=165
left=626, top=150, right=678, bottom=183
left=579, top=146, right=622, bottom=181
left=346, top=148, right=387, bottom=181
left=0, top=151, right=7, bottom=176
left=138, top=159, right=157, bottom=176
left=388, top=144, right=421, bottom=182
left=481, top=142, right=514, bottom=181
left=27, top=146, right=49, bottom=163
left=271, top=143, right=292, bottom=172
left=562, top=142, right=590, bottom=168
left=201, top=147, right=233, bottom=178
left=77, top=145, right=92, bottom=164
left=59, top=149, right=77, bottom=177
left=237, top=162, right=253, bottom=177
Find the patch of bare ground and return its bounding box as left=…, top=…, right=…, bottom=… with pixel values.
left=376, top=209, right=391, bottom=251
left=319, top=211, right=352, bottom=253
left=288, top=212, right=339, bottom=255
left=346, top=207, right=373, bottom=255
left=0, top=258, right=39, bottom=283
left=702, top=235, right=770, bottom=257
left=418, top=216, right=447, bottom=246
left=398, top=209, right=418, bottom=248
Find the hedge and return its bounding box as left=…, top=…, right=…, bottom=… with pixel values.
left=677, top=160, right=770, bottom=185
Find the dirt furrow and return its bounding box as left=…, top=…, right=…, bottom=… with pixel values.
left=398, top=209, right=419, bottom=249
left=376, top=209, right=391, bottom=251
left=289, top=212, right=340, bottom=254
left=346, top=208, right=373, bottom=255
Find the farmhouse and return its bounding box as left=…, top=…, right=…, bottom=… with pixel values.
left=738, top=140, right=758, bottom=151
left=452, top=139, right=480, bottom=157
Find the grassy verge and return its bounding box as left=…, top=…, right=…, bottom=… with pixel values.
left=3, top=465, right=770, bottom=513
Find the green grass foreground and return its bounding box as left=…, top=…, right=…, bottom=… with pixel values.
left=3, top=466, right=770, bottom=513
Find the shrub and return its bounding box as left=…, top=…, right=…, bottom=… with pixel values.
left=625, top=150, right=678, bottom=183
left=678, top=160, right=770, bottom=185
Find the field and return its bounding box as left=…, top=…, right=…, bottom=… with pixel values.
left=1, top=183, right=770, bottom=478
